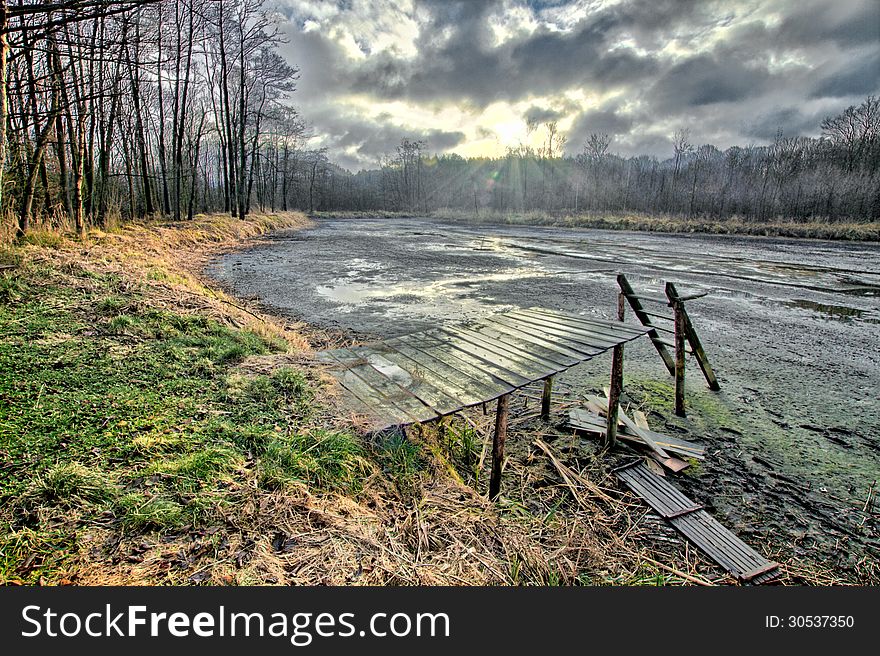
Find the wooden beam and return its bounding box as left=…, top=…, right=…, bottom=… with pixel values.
left=541, top=376, right=553, bottom=420
left=489, top=394, right=510, bottom=500
left=666, top=282, right=720, bottom=391
left=673, top=298, right=686, bottom=417
left=617, top=274, right=676, bottom=375
left=605, top=292, right=627, bottom=449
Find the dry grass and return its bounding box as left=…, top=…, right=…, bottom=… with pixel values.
left=431, top=209, right=880, bottom=242
left=3, top=211, right=855, bottom=587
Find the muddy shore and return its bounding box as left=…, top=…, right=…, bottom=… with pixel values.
left=209, top=217, right=880, bottom=579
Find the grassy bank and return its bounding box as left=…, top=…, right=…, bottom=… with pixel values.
left=313, top=209, right=880, bottom=241
left=2, top=212, right=702, bottom=586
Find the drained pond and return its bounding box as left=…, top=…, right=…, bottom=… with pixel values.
left=211, top=217, right=880, bottom=573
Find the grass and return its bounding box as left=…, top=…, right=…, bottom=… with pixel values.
left=2, top=212, right=856, bottom=586
left=427, top=209, right=880, bottom=242
left=0, top=213, right=376, bottom=584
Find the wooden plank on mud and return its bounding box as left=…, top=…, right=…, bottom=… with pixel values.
left=616, top=462, right=780, bottom=583
left=569, top=410, right=705, bottom=460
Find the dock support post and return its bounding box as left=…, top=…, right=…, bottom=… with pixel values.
left=673, top=298, right=686, bottom=417
left=541, top=377, right=553, bottom=420
left=605, top=292, right=627, bottom=449
left=489, top=394, right=510, bottom=500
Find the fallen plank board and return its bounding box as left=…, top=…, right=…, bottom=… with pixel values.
left=568, top=409, right=705, bottom=460
left=615, top=461, right=780, bottom=584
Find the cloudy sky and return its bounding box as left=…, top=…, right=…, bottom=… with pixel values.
left=275, top=0, right=880, bottom=171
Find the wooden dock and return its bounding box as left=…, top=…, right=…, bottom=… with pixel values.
left=318, top=307, right=650, bottom=432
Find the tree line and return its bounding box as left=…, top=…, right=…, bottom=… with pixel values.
left=1, top=1, right=877, bottom=239
left=318, top=97, right=880, bottom=223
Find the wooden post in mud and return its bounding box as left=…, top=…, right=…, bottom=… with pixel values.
left=541, top=377, right=553, bottom=420
left=489, top=394, right=510, bottom=500
left=605, top=293, right=627, bottom=448
left=665, top=281, right=720, bottom=391
left=673, top=297, right=687, bottom=417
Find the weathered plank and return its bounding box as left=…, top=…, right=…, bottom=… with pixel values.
left=569, top=409, right=704, bottom=458
left=618, top=274, right=676, bottom=375
left=464, top=321, right=580, bottom=366
left=441, top=326, right=564, bottom=375
left=501, top=312, right=622, bottom=349
left=331, top=349, right=439, bottom=423
left=483, top=315, right=603, bottom=357
left=616, top=462, right=780, bottom=583
left=507, top=309, right=628, bottom=346
left=321, top=352, right=426, bottom=426
left=420, top=330, right=535, bottom=385
left=370, top=344, right=500, bottom=414
left=349, top=346, right=464, bottom=414
left=522, top=307, right=649, bottom=338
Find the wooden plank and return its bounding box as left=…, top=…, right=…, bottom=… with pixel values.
left=616, top=462, right=779, bottom=583
left=482, top=316, right=603, bottom=358
left=441, top=326, right=564, bottom=376
left=370, top=344, right=498, bottom=414
left=523, top=307, right=649, bottom=338
left=388, top=336, right=514, bottom=399
left=568, top=409, right=705, bottom=459
left=666, top=282, right=721, bottom=391
left=420, top=330, right=535, bottom=385
left=587, top=394, right=670, bottom=460
left=396, top=333, right=522, bottom=392
left=348, top=346, right=464, bottom=414
left=465, top=321, right=580, bottom=366
left=331, top=349, right=439, bottom=423
left=322, top=353, right=423, bottom=426
left=617, top=274, right=676, bottom=375
left=450, top=325, right=568, bottom=371
left=507, top=309, right=631, bottom=346
left=499, top=313, right=622, bottom=349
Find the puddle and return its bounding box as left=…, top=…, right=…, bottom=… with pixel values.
left=316, top=268, right=548, bottom=316
left=786, top=299, right=868, bottom=321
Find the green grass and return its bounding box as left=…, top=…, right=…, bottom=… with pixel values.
left=0, top=258, right=368, bottom=583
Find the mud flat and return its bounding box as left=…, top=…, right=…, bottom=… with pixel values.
left=211, top=217, right=880, bottom=578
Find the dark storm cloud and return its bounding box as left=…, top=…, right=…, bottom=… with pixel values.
left=648, top=54, right=772, bottom=114
left=809, top=49, right=880, bottom=99
left=524, top=106, right=564, bottom=124
left=278, top=0, right=880, bottom=167
left=567, top=105, right=635, bottom=144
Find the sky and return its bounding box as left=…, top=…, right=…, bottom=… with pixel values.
left=274, top=0, right=880, bottom=171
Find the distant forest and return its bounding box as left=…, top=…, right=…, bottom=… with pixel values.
left=1, top=1, right=878, bottom=241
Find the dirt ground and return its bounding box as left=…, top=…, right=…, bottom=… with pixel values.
left=210, top=216, right=880, bottom=580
